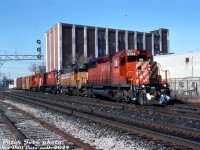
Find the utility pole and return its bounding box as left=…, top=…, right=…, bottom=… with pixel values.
left=192, top=56, right=193, bottom=77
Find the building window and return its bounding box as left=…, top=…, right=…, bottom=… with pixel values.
left=137, top=37, right=143, bottom=45
left=109, top=42, right=116, bottom=50
left=118, top=34, right=125, bottom=42
left=98, top=32, right=105, bottom=41
left=154, top=38, right=160, bottom=47
left=98, top=48, right=106, bottom=56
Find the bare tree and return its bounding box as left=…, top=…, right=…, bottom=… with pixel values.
left=29, top=63, right=37, bottom=74
left=65, top=51, right=94, bottom=68
left=64, top=51, right=94, bottom=95
left=29, top=63, right=46, bottom=74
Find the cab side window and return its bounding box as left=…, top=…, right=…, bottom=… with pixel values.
left=114, top=59, right=118, bottom=67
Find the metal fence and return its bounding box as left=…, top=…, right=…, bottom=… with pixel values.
left=169, top=77, right=200, bottom=102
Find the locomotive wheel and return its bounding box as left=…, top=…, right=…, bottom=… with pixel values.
left=87, top=89, right=92, bottom=98
left=116, top=98, right=122, bottom=102
left=52, top=88, right=57, bottom=95
left=124, top=97, right=130, bottom=103
left=137, top=91, right=147, bottom=105
left=72, top=89, right=77, bottom=96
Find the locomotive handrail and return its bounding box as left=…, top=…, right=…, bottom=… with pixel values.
left=157, top=63, right=169, bottom=84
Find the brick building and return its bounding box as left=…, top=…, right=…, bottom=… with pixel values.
left=46, top=22, right=169, bottom=72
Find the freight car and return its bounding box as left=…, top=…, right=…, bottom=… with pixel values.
left=22, top=76, right=31, bottom=90
left=86, top=49, right=170, bottom=105
left=15, top=71, right=60, bottom=94
left=15, top=77, right=23, bottom=90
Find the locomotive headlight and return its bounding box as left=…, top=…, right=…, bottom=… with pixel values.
left=163, top=84, right=167, bottom=87
left=141, top=85, right=145, bottom=88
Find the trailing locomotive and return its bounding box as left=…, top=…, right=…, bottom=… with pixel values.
left=60, top=64, right=88, bottom=96
left=15, top=49, right=170, bottom=105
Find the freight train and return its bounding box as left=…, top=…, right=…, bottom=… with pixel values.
left=14, top=49, right=170, bottom=105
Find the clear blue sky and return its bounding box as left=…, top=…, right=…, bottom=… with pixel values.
left=0, top=0, right=200, bottom=79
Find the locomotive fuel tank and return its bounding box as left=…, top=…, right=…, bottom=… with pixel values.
left=92, top=88, right=113, bottom=100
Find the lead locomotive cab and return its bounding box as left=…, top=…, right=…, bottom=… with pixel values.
left=112, top=49, right=170, bottom=105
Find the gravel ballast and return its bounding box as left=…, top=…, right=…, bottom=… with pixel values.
left=1, top=98, right=173, bottom=150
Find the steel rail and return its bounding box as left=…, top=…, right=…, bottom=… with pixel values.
left=13, top=91, right=200, bottom=122
left=3, top=92, right=200, bottom=149
left=0, top=110, right=27, bottom=145
left=6, top=92, right=200, bottom=137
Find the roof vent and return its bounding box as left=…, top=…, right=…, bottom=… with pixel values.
left=185, top=57, right=189, bottom=63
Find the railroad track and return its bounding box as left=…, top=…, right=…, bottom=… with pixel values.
left=10, top=92, right=200, bottom=129
left=14, top=90, right=200, bottom=119
left=2, top=91, right=200, bottom=149
left=0, top=116, right=17, bottom=149
left=0, top=98, right=96, bottom=150
left=165, top=104, right=200, bottom=115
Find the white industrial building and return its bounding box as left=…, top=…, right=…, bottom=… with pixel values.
left=154, top=51, right=200, bottom=78
left=154, top=51, right=200, bottom=102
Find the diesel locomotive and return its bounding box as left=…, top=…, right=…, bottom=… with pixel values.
left=15, top=49, right=170, bottom=105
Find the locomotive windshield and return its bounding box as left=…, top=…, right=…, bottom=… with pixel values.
left=127, top=56, right=137, bottom=62
left=127, top=56, right=148, bottom=62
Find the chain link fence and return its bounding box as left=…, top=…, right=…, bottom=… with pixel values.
left=169, top=77, right=200, bottom=103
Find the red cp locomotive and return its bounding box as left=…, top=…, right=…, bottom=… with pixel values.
left=87, top=49, right=170, bottom=105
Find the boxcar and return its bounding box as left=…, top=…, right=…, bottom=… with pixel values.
left=16, top=77, right=23, bottom=90
left=22, top=76, right=31, bottom=90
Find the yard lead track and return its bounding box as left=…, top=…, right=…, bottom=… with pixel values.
left=2, top=91, right=200, bottom=149
left=0, top=99, right=96, bottom=150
